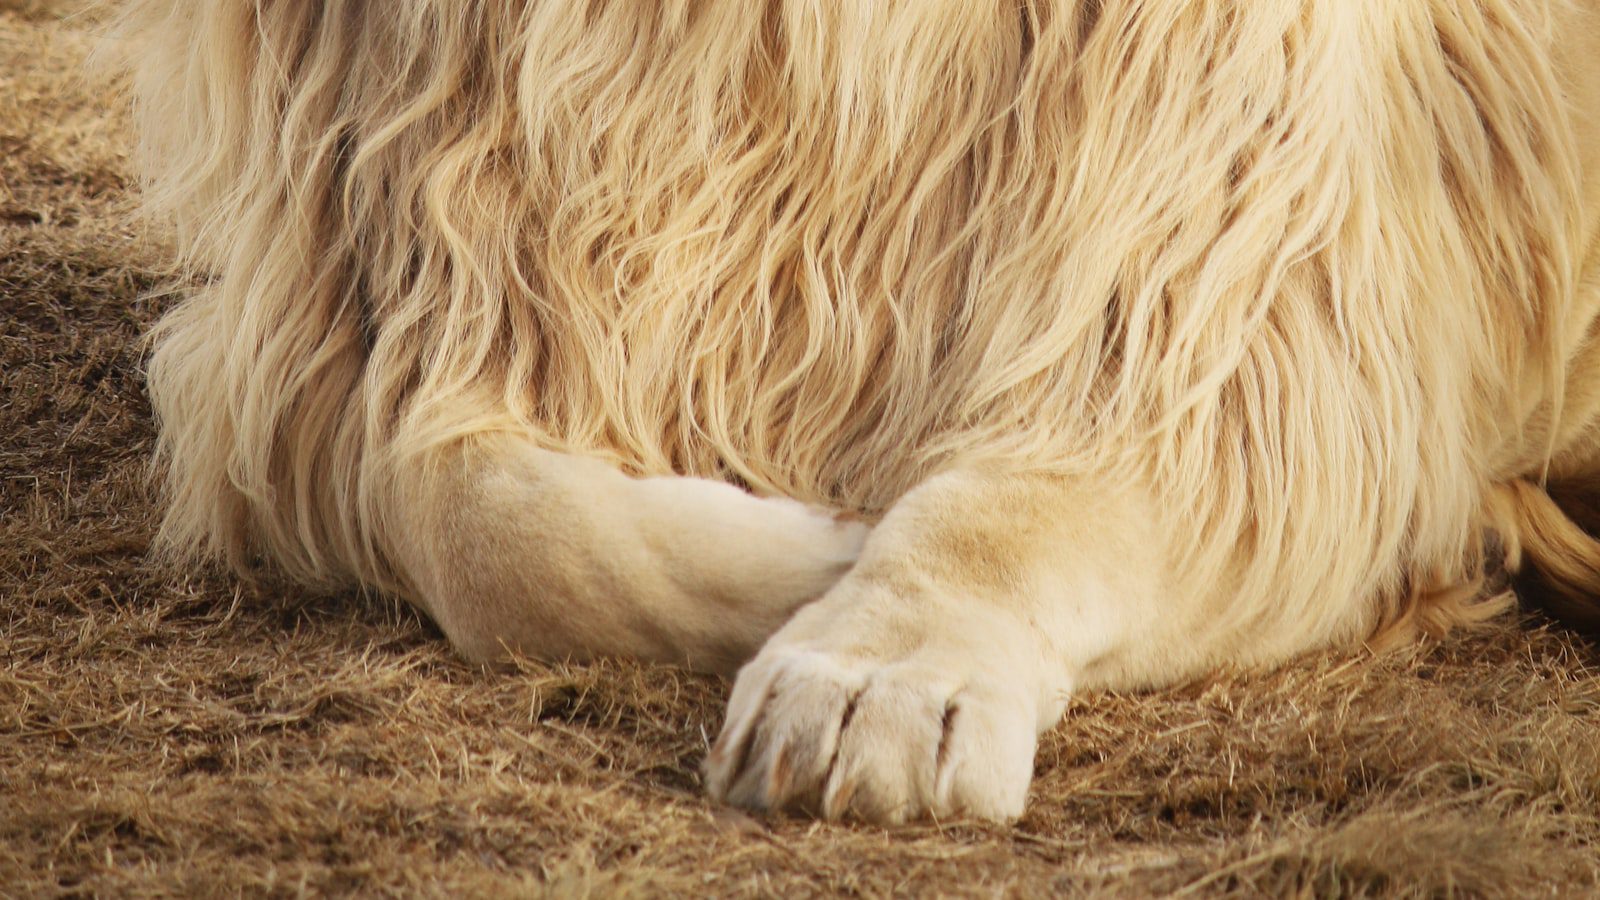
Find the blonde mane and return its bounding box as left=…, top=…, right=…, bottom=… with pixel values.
left=119, top=0, right=1583, bottom=656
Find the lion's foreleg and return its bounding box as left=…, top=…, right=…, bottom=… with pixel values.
left=703, top=467, right=1279, bottom=823
left=386, top=435, right=868, bottom=675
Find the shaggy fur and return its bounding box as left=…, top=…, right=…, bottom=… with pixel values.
left=112, top=0, right=1600, bottom=822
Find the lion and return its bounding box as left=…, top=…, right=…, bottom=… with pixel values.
left=112, top=0, right=1600, bottom=824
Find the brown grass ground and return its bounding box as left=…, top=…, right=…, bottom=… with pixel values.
left=4, top=4, right=1600, bottom=896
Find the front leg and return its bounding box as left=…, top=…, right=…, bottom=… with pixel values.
left=705, top=468, right=1205, bottom=823
left=387, top=433, right=869, bottom=675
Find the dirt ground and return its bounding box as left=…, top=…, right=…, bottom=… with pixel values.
left=4, top=4, right=1600, bottom=897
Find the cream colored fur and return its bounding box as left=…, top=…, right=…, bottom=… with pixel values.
left=114, top=0, right=1600, bottom=823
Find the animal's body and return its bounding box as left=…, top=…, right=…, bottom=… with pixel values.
left=117, top=0, right=1600, bottom=822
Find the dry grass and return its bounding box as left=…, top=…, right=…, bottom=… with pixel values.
left=4, top=4, right=1600, bottom=896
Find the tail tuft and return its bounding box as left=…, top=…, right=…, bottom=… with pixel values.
left=1497, top=479, right=1600, bottom=637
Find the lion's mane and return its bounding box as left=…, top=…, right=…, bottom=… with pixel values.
left=117, top=0, right=1593, bottom=658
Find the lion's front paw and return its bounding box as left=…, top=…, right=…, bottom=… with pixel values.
left=703, top=644, right=1038, bottom=824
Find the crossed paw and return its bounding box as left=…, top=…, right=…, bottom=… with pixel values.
left=704, top=640, right=1040, bottom=824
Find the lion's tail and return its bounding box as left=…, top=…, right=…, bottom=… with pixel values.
left=1494, top=479, right=1600, bottom=636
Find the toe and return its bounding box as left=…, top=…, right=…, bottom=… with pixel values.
left=930, top=686, right=1035, bottom=821
left=820, top=672, right=949, bottom=824
left=708, top=650, right=864, bottom=812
